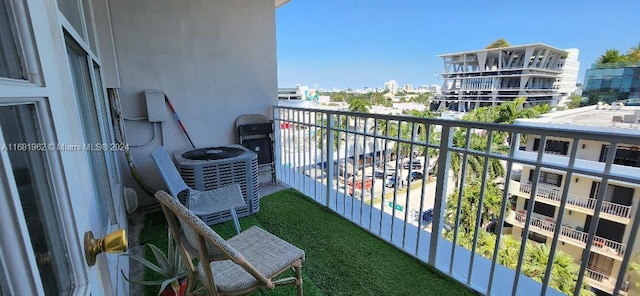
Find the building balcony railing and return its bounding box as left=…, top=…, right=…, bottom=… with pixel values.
left=515, top=182, right=632, bottom=223
left=272, top=105, right=640, bottom=296
left=510, top=212, right=626, bottom=260
left=585, top=268, right=628, bottom=295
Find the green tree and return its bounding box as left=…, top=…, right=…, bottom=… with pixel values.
left=523, top=244, right=595, bottom=296
left=597, top=49, right=627, bottom=64
left=444, top=181, right=504, bottom=235
left=348, top=98, right=371, bottom=113
left=494, top=97, right=541, bottom=125
left=443, top=229, right=594, bottom=295
left=486, top=39, right=511, bottom=49
left=450, top=129, right=508, bottom=185
left=627, top=42, right=640, bottom=62
left=564, top=94, right=583, bottom=109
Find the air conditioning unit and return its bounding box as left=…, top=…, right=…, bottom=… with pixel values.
left=173, top=145, right=259, bottom=225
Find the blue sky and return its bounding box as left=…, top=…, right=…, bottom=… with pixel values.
left=276, top=0, right=640, bottom=89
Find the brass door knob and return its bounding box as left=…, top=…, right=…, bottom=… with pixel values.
left=84, top=229, right=128, bottom=266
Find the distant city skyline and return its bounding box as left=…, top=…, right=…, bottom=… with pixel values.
left=275, top=0, right=640, bottom=89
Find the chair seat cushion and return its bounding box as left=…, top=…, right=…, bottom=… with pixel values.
left=198, top=226, right=305, bottom=293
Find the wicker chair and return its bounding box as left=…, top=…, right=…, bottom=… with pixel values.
left=151, top=146, right=246, bottom=234
left=154, top=190, right=305, bottom=295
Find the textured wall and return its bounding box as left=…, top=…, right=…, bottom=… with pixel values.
left=108, top=0, right=278, bottom=206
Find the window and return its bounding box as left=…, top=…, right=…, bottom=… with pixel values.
left=0, top=0, right=26, bottom=80
left=529, top=169, right=563, bottom=187
left=528, top=232, right=547, bottom=244
left=532, top=138, right=569, bottom=155
left=66, top=39, right=116, bottom=224
left=524, top=199, right=556, bottom=217
left=0, top=104, right=72, bottom=294
left=599, top=145, right=640, bottom=168
left=588, top=253, right=614, bottom=275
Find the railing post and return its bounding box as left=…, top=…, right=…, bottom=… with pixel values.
left=273, top=107, right=282, bottom=182
left=429, top=124, right=453, bottom=266
left=325, top=113, right=335, bottom=207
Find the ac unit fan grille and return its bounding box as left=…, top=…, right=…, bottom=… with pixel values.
left=174, top=145, right=259, bottom=226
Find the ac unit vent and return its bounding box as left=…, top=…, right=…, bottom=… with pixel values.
left=174, top=145, right=259, bottom=225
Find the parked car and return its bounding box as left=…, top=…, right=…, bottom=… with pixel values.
left=406, top=171, right=423, bottom=182
left=374, top=170, right=394, bottom=179
left=402, top=159, right=422, bottom=170
left=385, top=175, right=403, bottom=188
left=422, top=209, right=434, bottom=224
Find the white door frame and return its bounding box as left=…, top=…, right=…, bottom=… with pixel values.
left=0, top=0, right=126, bottom=294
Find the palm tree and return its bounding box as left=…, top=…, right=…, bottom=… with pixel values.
left=627, top=42, right=640, bottom=62
left=523, top=244, right=595, bottom=296
left=348, top=98, right=371, bottom=113
left=476, top=230, right=497, bottom=259
left=450, top=129, right=508, bottom=184
left=497, top=235, right=521, bottom=269
left=444, top=181, right=504, bottom=237
left=598, top=49, right=627, bottom=64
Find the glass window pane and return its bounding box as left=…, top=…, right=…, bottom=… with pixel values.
left=0, top=105, right=72, bottom=295
left=82, top=0, right=97, bottom=54
left=0, top=0, right=25, bottom=79
left=57, top=0, right=83, bottom=35
left=67, top=42, right=114, bottom=224
left=0, top=271, right=8, bottom=296
left=93, top=64, right=118, bottom=183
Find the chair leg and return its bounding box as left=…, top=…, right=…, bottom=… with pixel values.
left=294, top=262, right=303, bottom=296
left=230, top=208, right=241, bottom=235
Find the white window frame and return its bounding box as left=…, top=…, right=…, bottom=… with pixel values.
left=0, top=98, right=92, bottom=295
left=0, top=0, right=42, bottom=86
left=60, top=4, right=121, bottom=225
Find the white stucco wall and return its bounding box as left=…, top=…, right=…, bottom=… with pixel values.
left=108, top=0, right=278, bottom=206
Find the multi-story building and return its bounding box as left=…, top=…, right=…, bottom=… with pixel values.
left=506, top=105, right=640, bottom=295
left=556, top=49, right=581, bottom=107
left=403, top=84, right=414, bottom=92
left=435, top=43, right=579, bottom=112
left=582, top=62, right=640, bottom=105
left=384, top=79, right=399, bottom=94
left=429, top=84, right=442, bottom=95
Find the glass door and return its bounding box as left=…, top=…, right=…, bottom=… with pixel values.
left=0, top=104, right=72, bottom=295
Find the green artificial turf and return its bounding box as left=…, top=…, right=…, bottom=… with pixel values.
left=137, top=189, right=476, bottom=296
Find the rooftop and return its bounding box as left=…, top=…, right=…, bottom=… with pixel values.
left=437, top=43, right=567, bottom=57
left=515, top=105, right=640, bottom=134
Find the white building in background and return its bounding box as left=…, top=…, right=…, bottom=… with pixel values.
left=403, top=84, right=414, bottom=92
left=435, top=43, right=580, bottom=112
left=506, top=105, right=640, bottom=295
left=384, top=80, right=399, bottom=94
left=429, top=84, right=442, bottom=94
left=556, top=48, right=581, bottom=107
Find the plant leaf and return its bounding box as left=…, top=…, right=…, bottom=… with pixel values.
left=121, top=253, right=167, bottom=276
left=121, top=270, right=168, bottom=286
left=147, top=243, right=171, bottom=276
left=158, top=279, right=179, bottom=296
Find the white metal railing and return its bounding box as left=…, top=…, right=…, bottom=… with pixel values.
left=513, top=212, right=627, bottom=258
left=585, top=268, right=620, bottom=294
left=519, top=183, right=632, bottom=220
left=586, top=268, right=611, bottom=283
left=273, top=106, right=640, bottom=296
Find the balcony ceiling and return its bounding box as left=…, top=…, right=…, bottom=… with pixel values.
left=276, top=0, right=291, bottom=8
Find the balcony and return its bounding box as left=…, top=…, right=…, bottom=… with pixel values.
left=586, top=268, right=626, bottom=295
left=271, top=106, right=640, bottom=296
left=135, top=187, right=475, bottom=295
left=510, top=181, right=632, bottom=224
left=506, top=211, right=626, bottom=260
